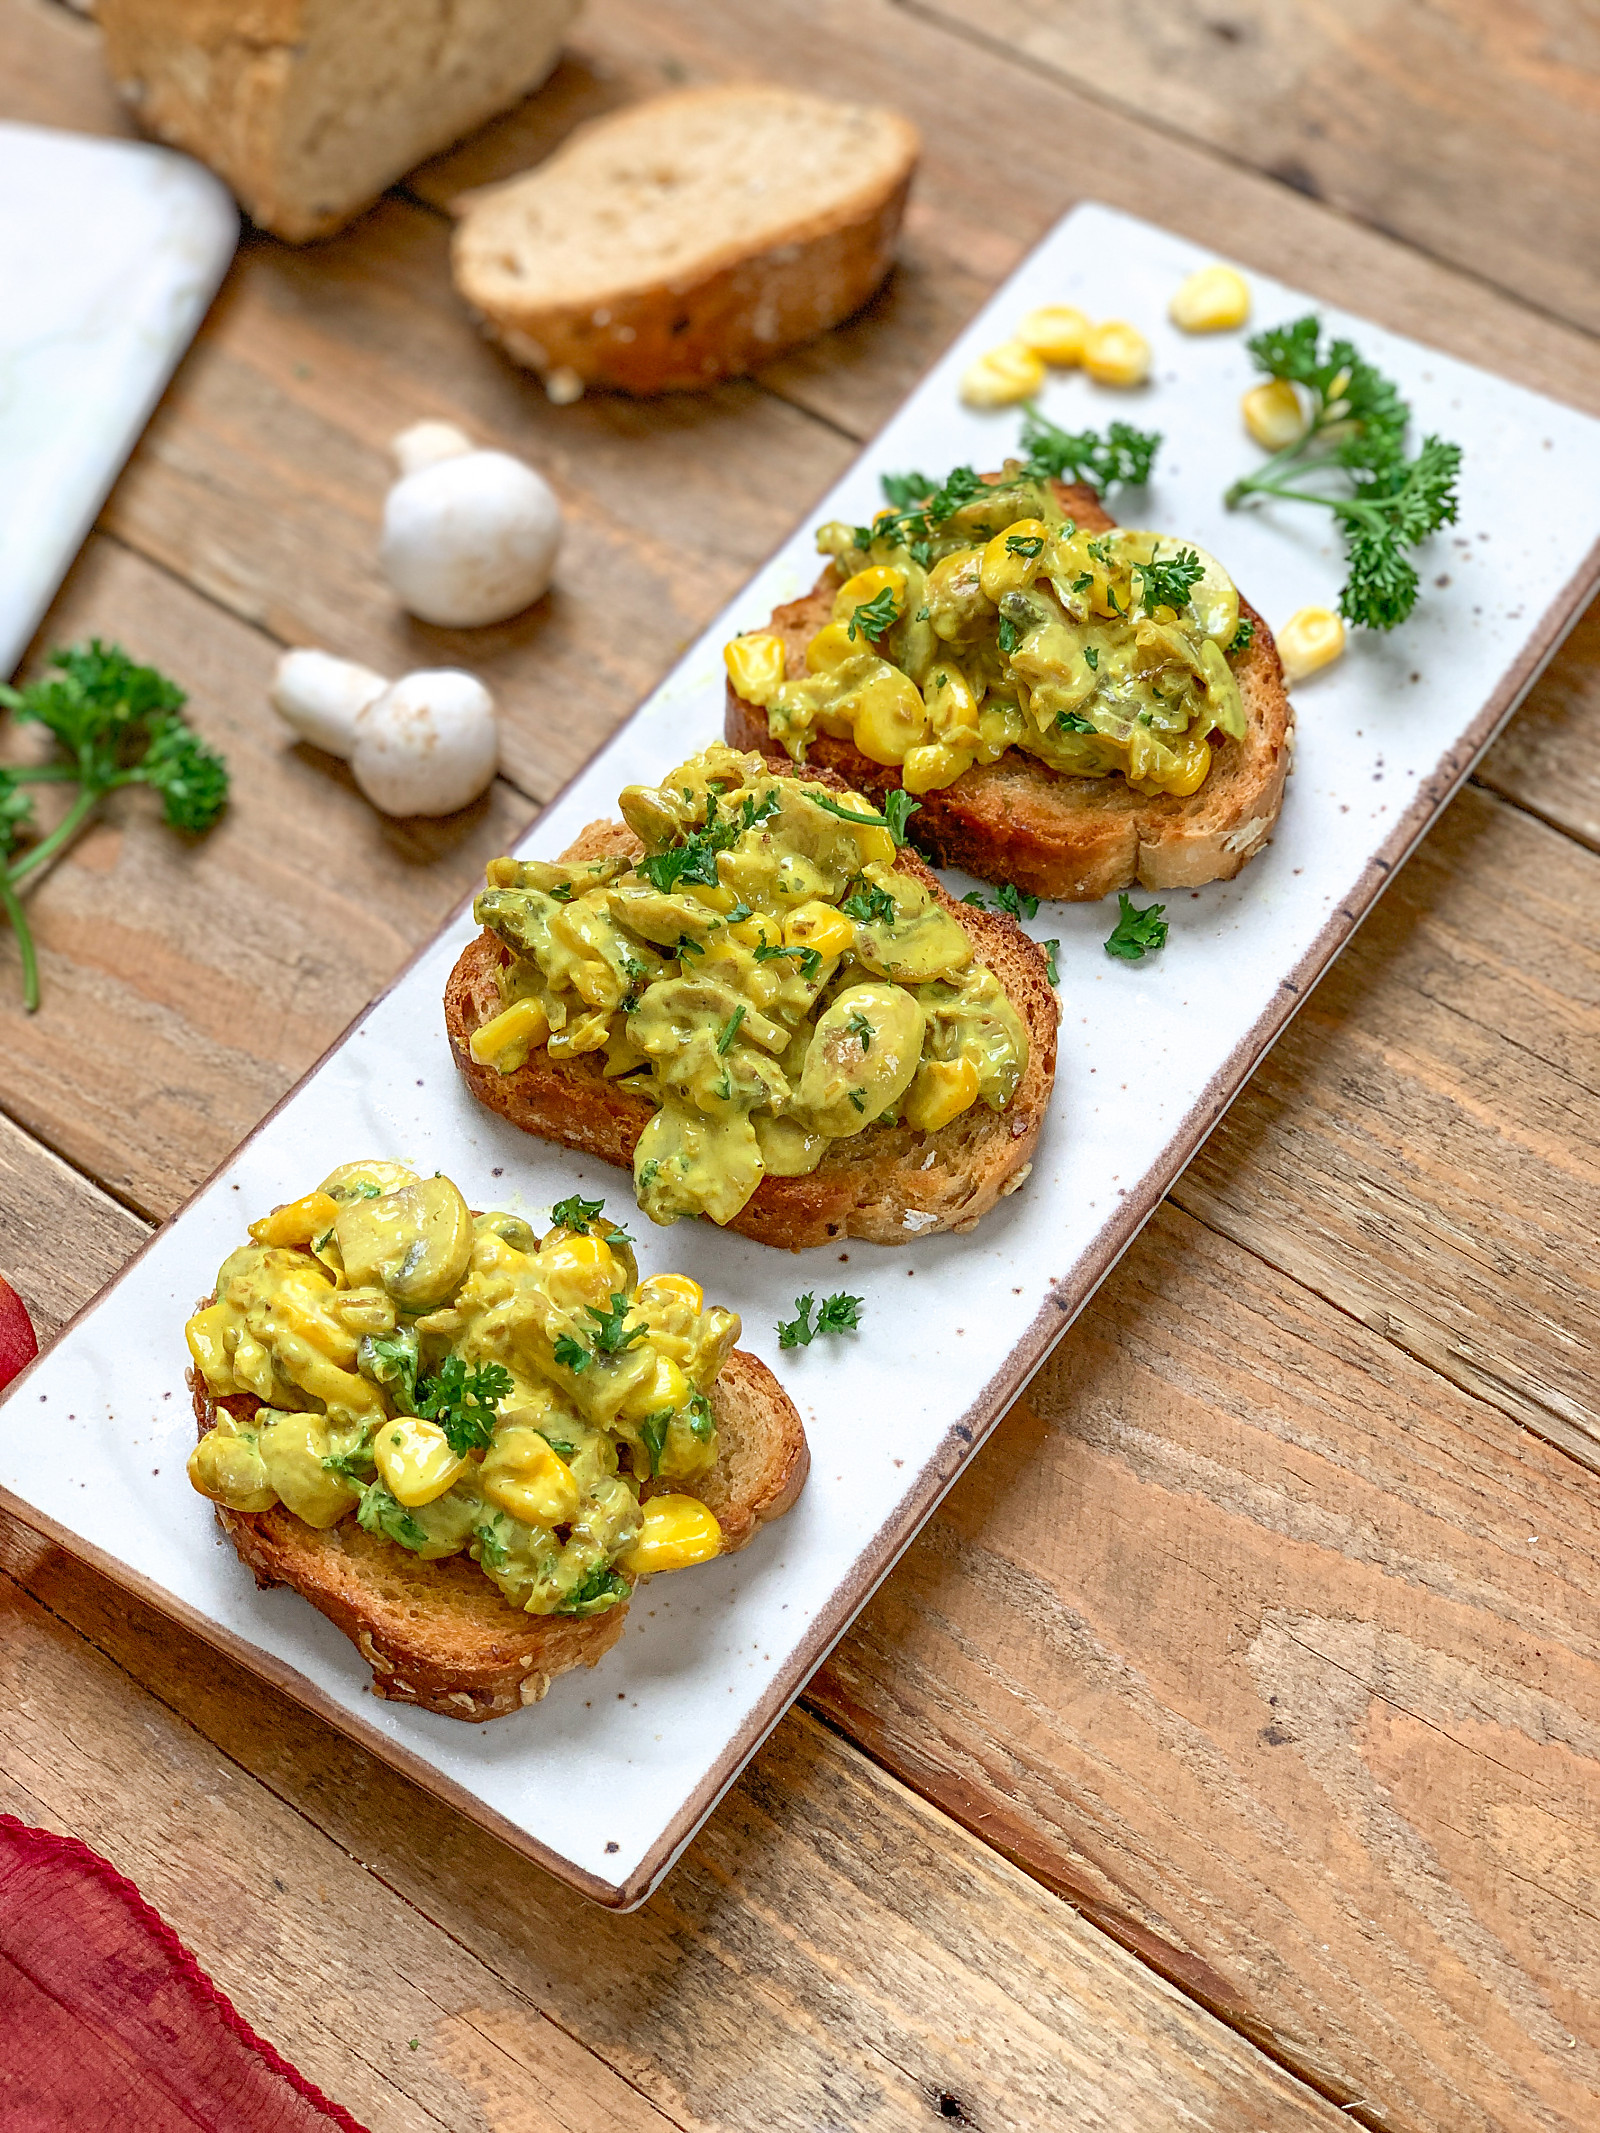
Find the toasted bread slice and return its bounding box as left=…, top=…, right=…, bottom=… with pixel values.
left=725, top=480, right=1293, bottom=902
left=451, top=86, right=919, bottom=396
left=445, top=813, right=1057, bottom=1251
left=193, top=1347, right=808, bottom=1722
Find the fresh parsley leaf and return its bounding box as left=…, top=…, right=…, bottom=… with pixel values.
left=1225, top=316, right=1461, bottom=630
left=1103, top=892, right=1169, bottom=962
left=716, top=1003, right=746, bottom=1054
left=1083, top=646, right=1099, bottom=671
left=846, top=1008, right=874, bottom=1051
left=548, top=1193, right=633, bottom=1248
left=638, top=1405, right=675, bottom=1478
left=687, top=1390, right=715, bottom=1442
left=584, top=1291, right=648, bottom=1357
left=556, top=1562, right=632, bottom=1616
left=357, top=1482, right=429, bottom=1553
left=635, top=787, right=783, bottom=895
left=777, top=1290, right=864, bottom=1348
left=1043, top=939, right=1060, bottom=987
left=1057, top=710, right=1097, bottom=735
left=553, top=1333, right=592, bottom=1373
left=962, top=890, right=987, bottom=908
left=847, top=586, right=899, bottom=642
left=1005, top=532, right=1045, bottom=558
left=1134, top=546, right=1205, bottom=616
left=997, top=615, right=1021, bottom=656
left=1228, top=616, right=1255, bottom=654
left=1017, top=409, right=1162, bottom=491
left=359, top=1330, right=419, bottom=1413
left=881, top=469, right=936, bottom=510
left=415, top=1356, right=512, bottom=1456
left=995, top=882, right=1040, bottom=921
left=753, top=940, right=822, bottom=980
left=322, top=1433, right=377, bottom=1484
left=806, top=787, right=921, bottom=848
left=841, top=880, right=897, bottom=927
left=676, top=933, right=705, bottom=957
left=474, top=1518, right=511, bottom=1571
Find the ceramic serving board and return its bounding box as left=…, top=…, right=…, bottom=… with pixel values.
left=0, top=121, right=236, bottom=678
left=4, top=203, right=1599, bottom=1909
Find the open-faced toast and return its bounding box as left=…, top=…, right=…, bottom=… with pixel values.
left=194, top=1346, right=807, bottom=1722
left=724, top=478, right=1293, bottom=902
left=446, top=799, right=1058, bottom=1252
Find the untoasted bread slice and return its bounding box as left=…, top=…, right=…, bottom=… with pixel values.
left=725, top=480, right=1293, bottom=902
left=193, top=1347, right=807, bottom=1722
left=451, top=86, right=919, bottom=395
left=445, top=812, right=1057, bottom=1251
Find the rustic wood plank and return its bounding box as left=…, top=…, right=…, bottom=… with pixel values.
left=0, top=1109, right=146, bottom=1339
left=411, top=0, right=1600, bottom=444
left=1174, top=782, right=1600, bottom=1468
left=814, top=1195, right=1600, bottom=2133
left=0, top=1536, right=1350, bottom=2132
left=901, top=0, right=1600, bottom=339
left=1476, top=598, right=1600, bottom=854
left=0, top=535, right=530, bottom=1217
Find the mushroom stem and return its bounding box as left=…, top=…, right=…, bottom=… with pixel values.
left=391, top=419, right=476, bottom=478
left=270, top=649, right=389, bottom=759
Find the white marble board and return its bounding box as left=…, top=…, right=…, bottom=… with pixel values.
left=4, top=203, right=1598, bottom=1908
left=0, top=121, right=236, bottom=678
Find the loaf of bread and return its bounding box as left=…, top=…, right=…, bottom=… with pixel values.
left=97, top=0, right=580, bottom=242
left=451, top=86, right=920, bottom=396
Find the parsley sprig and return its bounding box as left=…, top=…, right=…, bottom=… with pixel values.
left=963, top=880, right=1041, bottom=921
left=555, top=1291, right=649, bottom=1373
left=416, top=1356, right=513, bottom=1457
left=1104, top=894, right=1169, bottom=962
left=807, top=787, right=921, bottom=846
left=1224, top=316, right=1462, bottom=630
left=847, top=586, right=899, bottom=642
left=636, top=786, right=782, bottom=895
left=0, top=642, right=228, bottom=1010
left=549, top=1193, right=633, bottom=1247
left=777, top=1292, right=864, bottom=1349
left=1017, top=409, right=1163, bottom=491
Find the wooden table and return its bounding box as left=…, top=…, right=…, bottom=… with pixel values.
left=3, top=3, right=1597, bottom=2126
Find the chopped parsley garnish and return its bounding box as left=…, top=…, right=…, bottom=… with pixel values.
left=638, top=1405, right=675, bottom=1478
left=1228, top=616, right=1255, bottom=654
left=636, top=787, right=783, bottom=895
left=553, top=1333, right=592, bottom=1374
left=867, top=464, right=987, bottom=552
left=357, top=1482, right=429, bottom=1554
left=585, top=1291, right=649, bottom=1357
left=716, top=1003, right=746, bottom=1054
left=359, top=1329, right=419, bottom=1412
left=995, top=881, right=1040, bottom=921
left=1043, top=939, right=1060, bottom=986
left=777, top=1291, right=865, bottom=1349
left=753, top=941, right=823, bottom=981
left=1224, top=314, right=1461, bottom=630
left=322, top=1433, right=377, bottom=1483
left=416, top=1356, right=512, bottom=1457
left=846, top=1008, right=874, bottom=1051
left=847, top=586, right=899, bottom=642
left=1133, top=546, right=1205, bottom=616
left=474, top=1519, right=511, bottom=1572
left=1103, top=893, right=1169, bottom=962
left=549, top=1193, right=634, bottom=1249
left=1005, top=532, right=1045, bottom=558
left=676, top=933, right=705, bottom=957
left=841, top=880, right=897, bottom=927
left=1057, top=710, right=1097, bottom=735
left=849, top=1090, right=866, bottom=1112
left=686, top=1390, right=715, bottom=1442
left=1018, top=409, right=1162, bottom=491
left=556, top=1563, right=631, bottom=1617
left=806, top=787, right=922, bottom=847
left=997, top=615, right=1021, bottom=656
left=1083, top=646, right=1099, bottom=671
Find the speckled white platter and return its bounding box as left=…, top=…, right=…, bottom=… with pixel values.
left=4, top=203, right=1599, bottom=1908
left=0, top=122, right=236, bottom=678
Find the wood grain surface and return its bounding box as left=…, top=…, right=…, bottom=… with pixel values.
left=2, top=0, right=1598, bottom=2127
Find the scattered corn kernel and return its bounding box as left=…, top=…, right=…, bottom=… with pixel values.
left=903, top=1055, right=980, bottom=1132
left=1015, top=304, right=1090, bottom=365
left=902, top=741, right=975, bottom=793
left=1277, top=606, right=1346, bottom=683
left=469, top=997, right=550, bottom=1075
left=850, top=666, right=930, bottom=765
left=620, top=1493, right=722, bottom=1576
left=375, top=1414, right=468, bottom=1507
left=784, top=901, right=855, bottom=960
left=1082, top=320, right=1151, bottom=388
left=960, top=341, right=1047, bottom=409
left=1169, top=265, right=1251, bottom=334
left=1242, top=378, right=1308, bottom=451
left=723, top=631, right=787, bottom=706
left=248, top=1190, right=340, bottom=1249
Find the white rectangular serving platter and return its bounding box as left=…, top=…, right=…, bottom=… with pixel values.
left=4, top=203, right=1599, bottom=1908
left=0, top=122, right=237, bottom=678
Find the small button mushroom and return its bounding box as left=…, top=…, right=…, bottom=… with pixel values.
left=351, top=670, right=500, bottom=818
left=270, top=648, right=388, bottom=757
left=379, top=421, right=562, bottom=628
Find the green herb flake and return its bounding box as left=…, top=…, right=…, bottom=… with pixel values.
left=1104, top=892, right=1169, bottom=962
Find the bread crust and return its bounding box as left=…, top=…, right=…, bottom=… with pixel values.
left=445, top=814, right=1057, bottom=1250
left=451, top=88, right=920, bottom=393
left=193, top=1344, right=806, bottom=1722
left=725, top=482, right=1293, bottom=901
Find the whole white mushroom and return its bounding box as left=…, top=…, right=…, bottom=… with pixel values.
left=379, top=420, right=562, bottom=628
left=269, top=649, right=499, bottom=817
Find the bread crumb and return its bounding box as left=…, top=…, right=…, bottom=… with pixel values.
left=902, top=1209, right=939, bottom=1231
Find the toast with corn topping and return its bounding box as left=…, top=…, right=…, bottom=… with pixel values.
left=724, top=477, right=1292, bottom=902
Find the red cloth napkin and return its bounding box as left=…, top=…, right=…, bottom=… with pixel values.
left=0, top=1815, right=370, bottom=2132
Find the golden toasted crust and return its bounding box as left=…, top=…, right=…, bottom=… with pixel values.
left=193, top=1347, right=806, bottom=1722
left=724, top=481, right=1293, bottom=901
left=445, top=810, right=1057, bottom=1251
left=451, top=87, right=919, bottom=394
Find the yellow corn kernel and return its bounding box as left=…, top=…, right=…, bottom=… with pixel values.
left=482, top=1431, right=580, bottom=1528
left=831, top=565, right=907, bottom=636
left=1169, top=265, right=1251, bottom=334
left=923, top=660, right=979, bottom=743
left=1158, top=733, right=1212, bottom=797
left=1277, top=606, right=1346, bottom=683
left=248, top=1191, right=340, bottom=1249
left=960, top=342, right=1046, bottom=409
left=185, top=1302, right=238, bottom=1394
left=469, top=997, right=550, bottom=1075
left=1082, top=320, right=1151, bottom=388
left=784, top=901, right=855, bottom=960
left=805, top=621, right=858, bottom=673
left=722, top=631, right=787, bottom=706
left=620, top=1493, right=722, bottom=1576
left=188, top=1426, right=277, bottom=1514
left=1015, top=304, right=1089, bottom=366
left=902, top=741, right=974, bottom=794
left=1242, top=378, right=1308, bottom=451
left=621, top=1352, right=690, bottom=1422
left=850, top=667, right=929, bottom=765
left=546, top=1008, right=612, bottom=1057
left=374, top=1414, right=468, bottom=1507
left=903, top=1055, right=980, bottom=1132
left=978, top=518, right=1050, bottom=605
left=272, top=1284, right=359, bottom=1367
left=637, top=1272, right=704, bottom=1316
left=542, top=1231, right=616, bottom=1277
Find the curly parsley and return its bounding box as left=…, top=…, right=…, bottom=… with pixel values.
left=1104, top=893, right=1169, bottom=962
left=777, top=1292, right=865, bottom=1349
